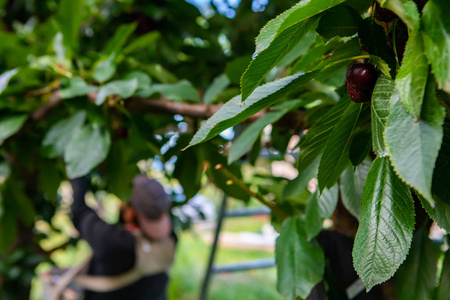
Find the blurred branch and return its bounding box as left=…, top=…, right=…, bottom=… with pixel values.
left=215, top=164, right=288, bottom=220
left=31, top=91, right=62, bottom=120
left=125, top=97, right=223, bottom=118
left=32, top=91, right=269, bottom=121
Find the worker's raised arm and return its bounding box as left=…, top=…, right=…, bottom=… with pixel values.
left=70, top=177, right=134, bottom=258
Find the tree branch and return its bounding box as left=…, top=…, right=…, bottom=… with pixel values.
left=215, top=164, right=288, bottom=220
left=125, top=97, right=223, bottom=118
left=32, top=91, right=280, bottom=122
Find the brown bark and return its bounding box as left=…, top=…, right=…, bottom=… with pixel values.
left=125, top=97, right=222, bottom=118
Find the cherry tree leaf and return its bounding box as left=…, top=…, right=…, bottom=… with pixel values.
left=0, top=69, right=18, bottom=95
left=255, top=0, right=346, bottom=54
left=371, top=74, right=394, bottom=157
left=340, top=159, right=372, bottom=220
left=60, top=77, right=98, bottom=99
left=377, top=0, right=420, bottom=32
left=96, top=78, right=138, bottom=105
left=241, top=17, right=318, bottom=102
left=385, top=75, right=445, bottom=204
left=42, top=111, right=86, bottom=158
left=228, top=100, right=302, bottom=164
left=64, top=124, right=111, bottom=178
left=276, top=217, right=325, bottom=299
left=396, top=227, right=439, bottom=300
left=187, top=71, right=318, bottom=149
left=419, top=194, right=450, bottom=233
left=422, top=0, right=450, bottom=92
left=297, top=97, right=351, bottom=173
left=435, top=251, right=450, bottom=300
left=316, top=5, right=361, bottom=40
left=304, top=185, right=339, bottom=240
left=431, top=118, right=450, bottom=203
left=318, top=101, right=363, bottom=191
left=395, top=33, right=428, bottom=117
left=353, top=157, right=415, bottom=291
left=0, top=114, right=28, bottom=146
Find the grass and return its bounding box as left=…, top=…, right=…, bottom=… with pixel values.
left=168, top=225, right=283, bottom=300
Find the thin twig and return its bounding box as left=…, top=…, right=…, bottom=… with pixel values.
left=215, top=164, right=288, bottom=220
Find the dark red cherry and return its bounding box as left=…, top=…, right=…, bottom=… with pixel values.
left=115, top=127, right=129, bottom=139
left=347, top=83, right=372, bottom=103
left=346, top=63, right=378, bottom=91
left=374, top=3, right=397, bottom=22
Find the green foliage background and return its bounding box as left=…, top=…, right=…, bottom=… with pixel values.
left=0, top=0, right=449, bottom=299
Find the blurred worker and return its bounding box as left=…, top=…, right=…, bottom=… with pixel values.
left=69, top=175, right=176, bottom=300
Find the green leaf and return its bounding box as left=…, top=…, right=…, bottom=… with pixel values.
left=385, top=75, right=446, bottom=204
left=276, top=0, right=347, bottom=45
left=96, top=78, right=138, bottom=105
left=225, top=56, right=252, bottom=84
left=228, top=100, right=302, bottom=164
left=153, top=80, right=199, bottom=102
left=283, top=157, right=319, bottom=200
left=103, top=23, right=136, bottom=55
left=204, top=74, right=230, bottom=104
left=6, top=180, right=36, bottom=226
left=255, top=2, right=302, bottom=54
left=304, top=185, right=339, bottom=240
left=144, top=64, right=178, bottom=84
left=311, top=37, right=362, bottom=75
left=55, top=0, right=83, bottom=53
left=0, top=69, right=18, bottom=95
left=276, top=31, right=316, bottom=69
left=318, top=101, right=363, bottom=191
left=340, top=159, right=372, bottom=220
left=93, top=55, right=116, bottom=83
left=377, top=0, right=420, bottom=31
left=349, top=129, right=372, bottom=166
left=369, top=55, right=392, bottom=79
left=0, top=161, right=10, bottom=187
left=358, top=19, right=396, bottom=76
left=395, top=33, right=428, bottom=117
left=241, top=17, right=318, bottom=101
left=124, top=71, right=153, bottom=97
left=207, top=151, right=250, bottom=202
left=53, top=32, right=67, bottom=61
left=352, top=157, right=415, bottom=291
left=419, top=195, right=450, bottom=233
left=297, top=97, right=351, bottom=173
left=435, top=251, right=450, bottom=300
left=59, top=77, right=98, bottom=99
left=396, top=227, right=439, bottom=300
left=105, top=141, right=139, bottom=200
left=432, top=118, right=450, bottom=203
left=345, top=0, right=374, bottom=12
left=123, top=32, right=160, bottom=54
left=124, top=71, right=151, bottom=89
left=371, top=74, right=394, bottom=157
left=187, top=72, right=318, bottom=149
left=316, top=5, right=361, bottom=39
left=173, top=146, right=204, bottom=200
left=0, top=212, right=16, bottom=254
left=228, top=113, right=278, bottom=164
left=276, top=217, right=325, bottom=300
left=64, top=124, right=111, bottom=178
left=37, top=159, right=63, bottom=203
left=0, top=114, right=28, bottom=146
left=42, top=111, right=86, bottom=158
left=422, top=0, right=450, bottom=92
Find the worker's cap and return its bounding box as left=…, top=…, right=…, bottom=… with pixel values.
left=130, top=175, right=171, bottom=220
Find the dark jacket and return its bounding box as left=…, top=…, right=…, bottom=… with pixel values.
left=71, top=177, right=174, bottom=300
